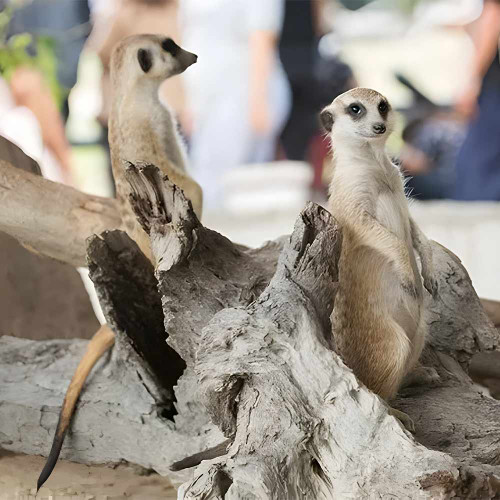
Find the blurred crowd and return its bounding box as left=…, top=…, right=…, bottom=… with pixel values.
left=1, top=0, right=500, bottom=211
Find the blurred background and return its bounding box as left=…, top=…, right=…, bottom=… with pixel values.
left=0, top=1, right=499, bottom=312
left=2, top=0, right=500, bottom=497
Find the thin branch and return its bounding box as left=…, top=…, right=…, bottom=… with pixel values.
left=0, top=160, right=122, bottom=267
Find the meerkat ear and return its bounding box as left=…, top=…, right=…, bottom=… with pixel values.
left=137, top=48, right=153, bottom=73
left=320, top=110, right=334, bottom=132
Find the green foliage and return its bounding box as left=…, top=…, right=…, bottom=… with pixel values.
left=338, top=0, right=425, bottom=14
left=0, top=6, right=65, bottom=107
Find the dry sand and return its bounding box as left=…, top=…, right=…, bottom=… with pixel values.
left=0, top=450, right=176, bottom=500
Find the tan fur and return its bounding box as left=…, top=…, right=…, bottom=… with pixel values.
left=322, top=88, right=437, bottom=411
left=38, top=35, right=201, bottom=490
left=37, top=325, right=115, bottom=491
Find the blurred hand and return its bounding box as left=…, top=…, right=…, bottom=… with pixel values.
left=58, top=151, right=76, bottom=187
left=455, top=78, right=481, bottom=119
left=400, top=145, right=429, bottom=175
left=179, top=108, right=194, bottom=138
left=250, top=98, right=271, bottom=135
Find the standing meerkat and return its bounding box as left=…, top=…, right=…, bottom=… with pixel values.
left=321, top=88, right=437, bottom=430
left=37, top=34, right=201, bottom=491
left=109, top=34, right=202, bottom=258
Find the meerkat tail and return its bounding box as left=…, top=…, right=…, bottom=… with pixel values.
left=169, top=438, right=232, bottom=472
left=37, top=324, right=115, bottom=492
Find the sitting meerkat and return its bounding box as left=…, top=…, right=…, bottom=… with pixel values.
left=37, top=35, right=201, bottom=491
left=167, top=90, right=439, bottom=473
left=320, top=88, right=437, bottom=430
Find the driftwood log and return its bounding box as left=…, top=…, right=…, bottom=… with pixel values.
left=0, top=138, right=99, bottom=340
left=1, top=161, right=500, bottom=498
left=0, top=159, right=121, bottom=267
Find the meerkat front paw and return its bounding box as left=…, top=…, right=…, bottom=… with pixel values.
left=388, top=407, right=415, bottom=433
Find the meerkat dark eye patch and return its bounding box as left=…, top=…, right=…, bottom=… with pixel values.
left=346, top=102, right=365, bottom=120
left=161, top=38, right=180, bottom=56
left=378, top=99, right=390, bottom=119
left=137, top=48, right=153, bottom=73
left=320, top=110, right=334, bottom=132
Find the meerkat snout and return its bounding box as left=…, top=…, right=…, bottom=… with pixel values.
left=372, top=123, right=386, bottom=135
left=160, top=37, right=197, bottom=73
left=320, top=88, right=394, bottom=142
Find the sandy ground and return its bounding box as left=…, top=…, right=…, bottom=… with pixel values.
left=0, top=450, right=176, bottom=500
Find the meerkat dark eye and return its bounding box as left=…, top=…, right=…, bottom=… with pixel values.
left=378, top=100, right=390, bottom=119
left=349, top=104, right=361, bottom=115
left=161, top=38, right=180, bottom=56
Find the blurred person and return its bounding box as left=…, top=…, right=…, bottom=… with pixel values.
left=180, top=0, right=291, bottom=211
left=92, top=0, right=185, bottom=122
left=4, top=0, right=92, bottom=184
left=88, top=0, right=185, bottom=194
left=7, top=0, right=92, bottom=123
left=401, top=115, right=465, bottom=200
left=454, top=0, right=500, bottom=201
left=279, top=0, right=353, bottom=162
left=6, top=67, right=73, bottom=183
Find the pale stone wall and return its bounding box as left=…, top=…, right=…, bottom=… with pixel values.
left=207, top=189, right=500, bottom=301
left=411, top=201, right=500, bottom=301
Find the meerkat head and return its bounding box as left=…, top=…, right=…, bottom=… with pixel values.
left=320, top=88, right=394, bottom=146
left=111, top=34, right=197, bottom=85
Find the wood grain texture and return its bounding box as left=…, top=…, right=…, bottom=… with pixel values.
left=1, top=164, right=499, bottom=498
left=0, top=160, right=122, bottom=267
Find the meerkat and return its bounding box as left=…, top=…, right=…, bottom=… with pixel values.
left=109, top=34, right=202, bottom=258
left=320, top=88, right=437, bottom=430
left=168, top=89, right=438, bottom=474
left=37, top=35, right=201, bottom=491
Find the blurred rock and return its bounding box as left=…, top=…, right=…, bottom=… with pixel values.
left=470, top=349, right=500, bottom=400
left=0, top=231, right=98, bottom=340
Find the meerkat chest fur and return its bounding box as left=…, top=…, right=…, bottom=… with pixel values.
left=330, top=143, right=411, bottom=243
left=330, top=142, right=422, bottom=323
left=115, top=89, right=187, bottom=176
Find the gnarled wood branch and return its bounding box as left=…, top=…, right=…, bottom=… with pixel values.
left=1, top=163, right=499, bottom=499
left=0, top=158, right=121, bottom=267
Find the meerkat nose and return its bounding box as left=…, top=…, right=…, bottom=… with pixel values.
left=373, top=123, right=386, bottom=135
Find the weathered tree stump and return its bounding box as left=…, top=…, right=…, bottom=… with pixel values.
left=1, top=161, right=500, bottom=498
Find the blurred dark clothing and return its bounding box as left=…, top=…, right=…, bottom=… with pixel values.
left=454, top=87, right=500, bottom=200
left=279, top=0, right=352, bottom=162
left=279, top=0, right=317, bottom=161
left=454, top=0, right=500, bottom=201
left=483, top=0, right=500, bottom=90
left=280, top=0, right=315, bottom=49
left=404, top=119, right=465, bottom=200
left=482, top=48, right=500, bottom=90
left=7, top=0, right=91, bottom=91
